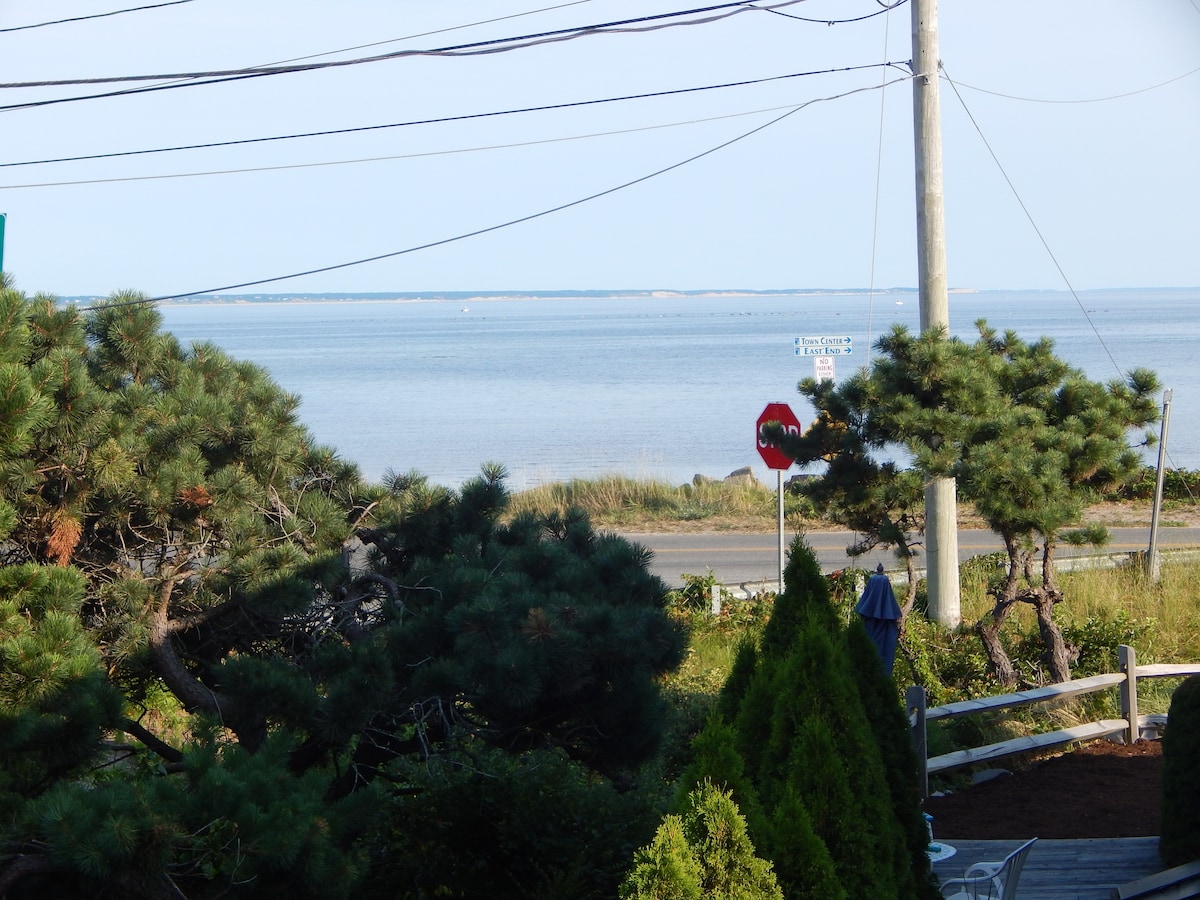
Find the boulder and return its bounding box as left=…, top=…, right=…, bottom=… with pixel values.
left=724, top=467, right=763, bottom=488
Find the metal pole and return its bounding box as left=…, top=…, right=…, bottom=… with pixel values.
left=911, top=0, right=961, bottom=626
left=777, top=469, right=785, bottom=592
left=1147, top=389, right=1172, bottom=582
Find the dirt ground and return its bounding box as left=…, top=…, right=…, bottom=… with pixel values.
left=922, top=740, right=1163, bottom=840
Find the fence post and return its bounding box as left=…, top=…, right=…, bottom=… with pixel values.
left=906, top=685, right=929, bottom=799
left=1119, top=644, right=1138, bottom=744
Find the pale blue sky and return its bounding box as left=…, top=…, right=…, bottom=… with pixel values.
left=2, top=0, right=1197, bottom=297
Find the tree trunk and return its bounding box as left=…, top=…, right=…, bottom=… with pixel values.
left=1031, top=588, right=1072, bottom=682
left=977, top=607, right=1018, bottom=688
left=902, top=550, right=918, bottom=615
left=1032, top=537, right=1074, bottom=682
left=975, top=534, right=1026, bottom=688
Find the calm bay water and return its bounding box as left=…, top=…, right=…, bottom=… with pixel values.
left=158, top=288, right=1197, bottom=489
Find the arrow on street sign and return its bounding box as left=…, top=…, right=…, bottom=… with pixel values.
left=795, top=335, right=852, bottom=347
left=794, top=336, right=853, bottom=356
left=795, top=345, right=852, bottom=356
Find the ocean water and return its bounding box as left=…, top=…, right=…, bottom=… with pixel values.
left=157, top=288, right=1197, bottom=489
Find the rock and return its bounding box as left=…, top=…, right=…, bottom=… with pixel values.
left=692, top=474, right=718, bottom=486
left=724, top=467, right=764, bottom=488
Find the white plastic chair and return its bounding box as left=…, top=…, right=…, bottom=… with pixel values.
left=939, top=837, right=1038, bottom=900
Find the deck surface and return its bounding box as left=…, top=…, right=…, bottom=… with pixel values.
left=931, top=837, right=1166, bottom=899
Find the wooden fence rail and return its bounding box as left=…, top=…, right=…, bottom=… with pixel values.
left=907, top=644, right=1200, bottom=798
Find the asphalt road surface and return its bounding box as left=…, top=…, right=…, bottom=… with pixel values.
left=619, top=527, right=1200, bottom=589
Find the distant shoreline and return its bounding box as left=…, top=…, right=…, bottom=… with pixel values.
left=56, top=286, right=1196, bottom=306
left=61, top=287, right=924, bottom=306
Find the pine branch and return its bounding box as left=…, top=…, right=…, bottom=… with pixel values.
left=117, top=717, right=183, bottom=763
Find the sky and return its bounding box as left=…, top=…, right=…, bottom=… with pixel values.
left=1, top=0, right=1198, bottom=298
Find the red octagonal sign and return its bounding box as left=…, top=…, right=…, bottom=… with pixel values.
left=756, top=402, right=801, bottom=470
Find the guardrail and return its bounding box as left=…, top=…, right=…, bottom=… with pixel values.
left=907, top=644, right=1200, bottom=798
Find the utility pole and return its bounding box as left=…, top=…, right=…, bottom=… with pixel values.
left=911, top=0, right=961, bottom=626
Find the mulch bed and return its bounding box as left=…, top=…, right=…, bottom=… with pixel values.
left=922, top=739, right=1163, bottom=840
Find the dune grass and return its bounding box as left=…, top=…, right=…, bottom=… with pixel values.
left=507, top=474, right=815, bottom=530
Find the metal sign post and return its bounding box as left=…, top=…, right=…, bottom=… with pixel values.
left=1147, top=389, right=1173, bottom=581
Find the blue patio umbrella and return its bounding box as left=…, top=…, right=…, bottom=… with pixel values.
left=855, top=564, right=903, bottom=674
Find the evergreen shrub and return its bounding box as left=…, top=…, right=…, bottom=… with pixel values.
left=1160, top=675, right=1200, bottom=866
left=666, top=539, right=938, bottom=900
left=365, top=746, right=666, bottom=900
left=621, top=782, right=783, bottom=900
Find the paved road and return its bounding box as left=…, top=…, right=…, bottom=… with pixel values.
left=619, top=527, right=1200, bottom=589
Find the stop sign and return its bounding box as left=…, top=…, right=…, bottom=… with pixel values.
left=756, top=402, right=801, bottom=470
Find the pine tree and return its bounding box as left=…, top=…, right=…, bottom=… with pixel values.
left=0, top=287, right=688, bottom=895
left=771, top=321, right=1159, bottom=685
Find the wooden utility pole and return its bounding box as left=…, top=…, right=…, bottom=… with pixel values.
left=911, top=0, right=961, bottom=626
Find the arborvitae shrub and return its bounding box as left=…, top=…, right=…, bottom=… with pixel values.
left=788, top=716, right=889, bottom=897
left=844, top=620, right=939, bottom=897
left=620, top=816, right=704, bottom=900
left=758, top=538, right=836, bottom=658
left=623, top=782, right=782, bottom=900
left=717, top=637, right=759, bottom=724
left=681, top=783, right=783, bottom=900
left=670, top=540, right=937, bottom=900
left=763, top=790, right=845, bottom=900
left=1161, top=675, right=1200, bottom=866
left=674, top=718, right=766, bottom=840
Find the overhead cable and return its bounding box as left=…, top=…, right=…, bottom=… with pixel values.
left=754, top=0, right=908, bottom=24
left=250, top=1, right=602, bottom=70
left=1, top=1, right=808, bottom=90
left=941, top=64, right=1124, bottom=380
left=85, top=75, right=910, bottom=307
left=1, top=63, right=898, bottom=169
left=1, top=98, right=877, bottom=190
left=0, top=0, right=195, bottom=33
left=946, top=65, right=1200, bottom=105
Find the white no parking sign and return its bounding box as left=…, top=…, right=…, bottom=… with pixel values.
left=814, top=356, right=835, bottom=382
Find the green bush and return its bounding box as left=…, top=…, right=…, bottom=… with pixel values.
left=365, top=746, right=667, bottom=900
left=1117, top=467, right=1200, bottom=502
left=1160, top=675, right=1200, bottom=867
left=684, top=540, right=937, bottom=900
left=621, top=782, right=783, bottom=900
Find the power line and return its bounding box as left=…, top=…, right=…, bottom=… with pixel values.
left=1, top=1, right=807, bottom=90
left=755, top=0, right=908, bottom=25
left=1, top=63, right=896, bottom=169
left=941, top=64, right=1125, bottom=380
left=0, top=98, right=871, bottom=190
left=947, top=65, right=1200, bottom=105
left=246, top=1, right=603, bottom=70
left=82, top=76, right=908, bottom=308
left=0, top=0, right=196, bottom=34
left=864, top=0, right=901, bottom=365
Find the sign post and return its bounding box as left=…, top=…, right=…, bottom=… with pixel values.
left=0, top=214, right=6, bottom=273
left=756, top=402, right=801, bottom=591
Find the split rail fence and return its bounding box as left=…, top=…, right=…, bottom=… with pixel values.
left=907, top=644, right=1200, bottom=798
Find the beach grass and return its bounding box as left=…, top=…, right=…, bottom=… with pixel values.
left=507, top=474, right=816, bottom=530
